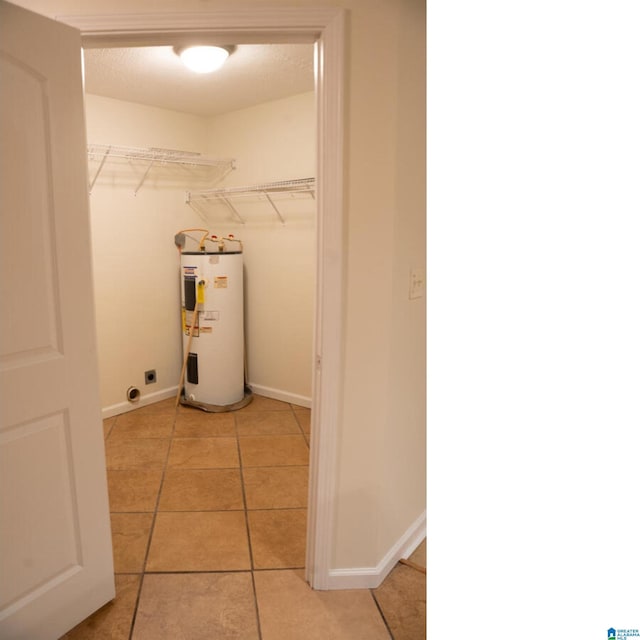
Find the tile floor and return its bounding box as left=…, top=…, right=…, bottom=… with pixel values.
left=61, top=394, right=425, bottom=639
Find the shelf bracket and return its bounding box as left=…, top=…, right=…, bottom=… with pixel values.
left=134, top=158, right=156, bottom=196
left=220, top=196, right=246, bottom=224
left=264, top=192, right=286, bottom=224
left=88, top=145, right=111, bottom=195
left=220, top=162, right=236, bottom=184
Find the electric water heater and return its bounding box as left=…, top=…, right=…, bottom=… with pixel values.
left=179, top=248, right=251, bottom=411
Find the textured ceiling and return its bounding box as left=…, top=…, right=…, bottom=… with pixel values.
left=83, top=44, right=315, bottom=117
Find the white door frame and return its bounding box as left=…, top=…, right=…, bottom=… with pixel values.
left=60, top=8, right=345, bottom=590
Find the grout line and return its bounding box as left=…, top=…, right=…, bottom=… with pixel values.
left=138, top=506, right=308, bottom=513
left=237, top=433, right=308, bottom=437
left=126, top=404, right=179, bottom=640
left=245, top=506, right=307, bottom=513
left=140, top=568, right=253, bottom=575
left=234, top=410, right=264, bottom=640
left=235, top=415, right=254, bottom=569
left=242, top=463, right=309, bottom=467
left=243, top=463, right=310, bottom=468
left=252, top=565, right=305, bottom=572
left=250, top=569, right=264, bottom=640
left=370, top=589, right=396, bottom=640
left=398, top=558, right=426, bottom=574
left=293, top=405, right=312, bottom=447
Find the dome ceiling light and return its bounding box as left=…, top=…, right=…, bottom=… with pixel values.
left=174, top=45, right=234, bottom=74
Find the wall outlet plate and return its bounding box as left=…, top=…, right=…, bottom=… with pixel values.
left=144, top=369, right=157, bottom=385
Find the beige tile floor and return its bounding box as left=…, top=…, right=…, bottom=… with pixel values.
left=61, top=395, right=425, bottom=639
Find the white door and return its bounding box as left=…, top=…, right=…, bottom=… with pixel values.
left=0, top=2, right=115, bottom=638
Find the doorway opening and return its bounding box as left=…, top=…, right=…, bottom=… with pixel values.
left=67, top=8, right=345, bottom=590
left=84, top=41, right=317, bottom=589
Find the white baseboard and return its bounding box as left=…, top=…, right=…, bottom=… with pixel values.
left=101, top=386, right=179, bottom=419
left=248, top=383, right=312, bottom=409
left=102, top=383, right=311, bottom=418
left=325, top=510, right=426, bottom=590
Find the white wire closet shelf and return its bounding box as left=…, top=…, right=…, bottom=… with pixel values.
left=87, top=144, right=236, bottom=195
left=186, top=177, right=316, bottom=224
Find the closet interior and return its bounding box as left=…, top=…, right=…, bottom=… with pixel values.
left=83, top=44, right=316, bottom=418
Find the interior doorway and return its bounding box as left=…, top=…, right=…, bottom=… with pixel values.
left=65, top=8, right=345, bottom=590
left=84, top=43, right=318, bottom=597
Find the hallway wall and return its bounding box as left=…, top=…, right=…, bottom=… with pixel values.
left=17, top=0, right=426, bottom=583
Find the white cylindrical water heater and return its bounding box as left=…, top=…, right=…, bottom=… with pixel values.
left=179, top=249, right=251, bottom=411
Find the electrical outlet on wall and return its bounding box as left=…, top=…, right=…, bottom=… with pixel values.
left=409, top=267, right=425, bottom=300
left=145, top=369, right=157, bottom=385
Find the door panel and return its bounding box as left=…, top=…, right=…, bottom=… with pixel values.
left=0, top=50, right=62, bottom=366
left=0, top=2, right=115, bottom=638
left=1, top=412, right=82, bottom=613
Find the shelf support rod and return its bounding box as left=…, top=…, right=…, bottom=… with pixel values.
left=88, top=146, right=111, bottom=195
left=219, top=163, right=236, bottom=183
left=134, top=157, right=156, bottom=195
left=220, top=196, right=246, bottom=224
left=264, top=192, right=286, bottom=224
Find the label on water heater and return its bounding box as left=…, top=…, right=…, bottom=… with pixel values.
left=196, top=280, right=206, bottom=304
left=214, top=276, right=228, bottom=288
left=183, top=309, right=200, bottom=336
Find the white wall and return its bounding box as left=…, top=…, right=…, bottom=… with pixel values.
left=204, top=92, right=316, bottom=405
left=208, top=92, right=315, bottom=187
left=85, top=95, right=210, bottom=412
left=17, top=0, right=426, bottom=583
left=379, top=0, right=426, bottom=563
left=330, top=0, right=426, bottom=572
left=85, top=91, right=316, bottom=413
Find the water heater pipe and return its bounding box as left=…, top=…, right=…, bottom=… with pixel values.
left=175, top=228, right=210, bottom=251
left=175, top=228, right=244, bottom=254
left=223, top=235, right=243, bottom=251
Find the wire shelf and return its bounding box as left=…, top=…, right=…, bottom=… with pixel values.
left=186, top=178, right=316, bottom=224
left=87, top=144, right=236, bottom=195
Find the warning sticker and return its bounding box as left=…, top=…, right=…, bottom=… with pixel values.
left=214, top=276, right=228, bottom=288
left=182, top=309, right=200, bottom=337
left=200, top=327, right=213, bottom=334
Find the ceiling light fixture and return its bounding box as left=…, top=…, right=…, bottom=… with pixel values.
left=174, top=45, right=233, bottom=74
